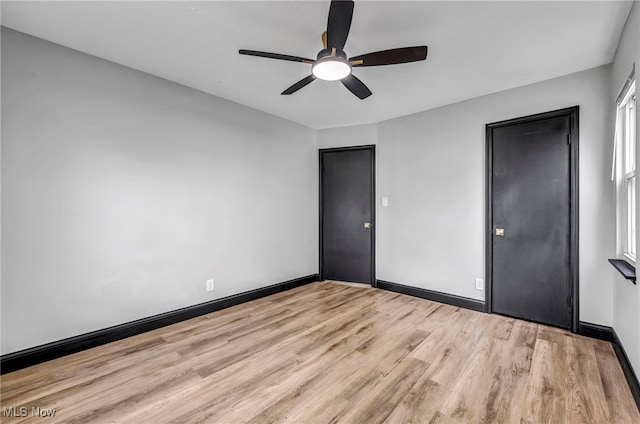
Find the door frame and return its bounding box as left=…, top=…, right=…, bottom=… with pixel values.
left=319, top=145, right=376, bottom=287
left=485, top=106, right=579, bottom=332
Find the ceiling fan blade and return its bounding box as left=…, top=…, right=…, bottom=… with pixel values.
left=239, top=50, right=314, bottom=64
left=326, top=0, right=354, bottom=51
left=341, top=74, right=372, bottom=99
left=349, top=46, right=428, bottom=67
left=282, top=75, right=316, bottom=95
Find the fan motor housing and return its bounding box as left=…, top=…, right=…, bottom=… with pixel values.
left=316, top=48, right=348, bottom=61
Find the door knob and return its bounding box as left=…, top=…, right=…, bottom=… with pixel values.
left=364, top=222, right=371, bottom=229
left=495, top=228, right=504, bottom=236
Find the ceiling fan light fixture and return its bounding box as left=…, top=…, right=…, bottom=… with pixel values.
left=312, top=57, right=351, bottom=81
left=239, top=0, right=428, bottom=98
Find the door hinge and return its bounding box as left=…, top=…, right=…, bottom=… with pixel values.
left=567, top=296, right=572, bottom=307
left=567, top=134, right=571, bottom=145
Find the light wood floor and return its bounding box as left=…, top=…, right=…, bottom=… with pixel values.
left=1, top=281, right=638, bottom=423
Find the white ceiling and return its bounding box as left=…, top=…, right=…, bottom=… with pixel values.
left=1, top=1, right=633, bottom=129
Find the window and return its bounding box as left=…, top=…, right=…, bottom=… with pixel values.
left=618, top=76, right=636, bottom=262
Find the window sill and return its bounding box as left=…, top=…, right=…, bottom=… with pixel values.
left=608, top=259, right=636, bottom=284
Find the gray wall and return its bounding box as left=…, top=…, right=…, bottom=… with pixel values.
left=612, top=2, right=640, bottom=377
left=316, top=124, right=378, bottom=150
left=318, top=65, right=614, bottom=326
left=1, top=28, right=318, bottom=355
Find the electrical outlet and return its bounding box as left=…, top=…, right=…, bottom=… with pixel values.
left=475, top=278, right=484, bottom=291
left=206, top=279, right=215, bottom=292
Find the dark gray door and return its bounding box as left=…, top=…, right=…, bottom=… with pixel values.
left=490, top=114, right=572, bottom=329
left=320, top=146, right=374, bottom=285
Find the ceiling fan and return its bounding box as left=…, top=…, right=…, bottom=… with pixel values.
left=239, top=0, right=428, bottom=100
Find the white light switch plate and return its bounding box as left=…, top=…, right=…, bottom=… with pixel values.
left=382, top=197, right=388, bottom=207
